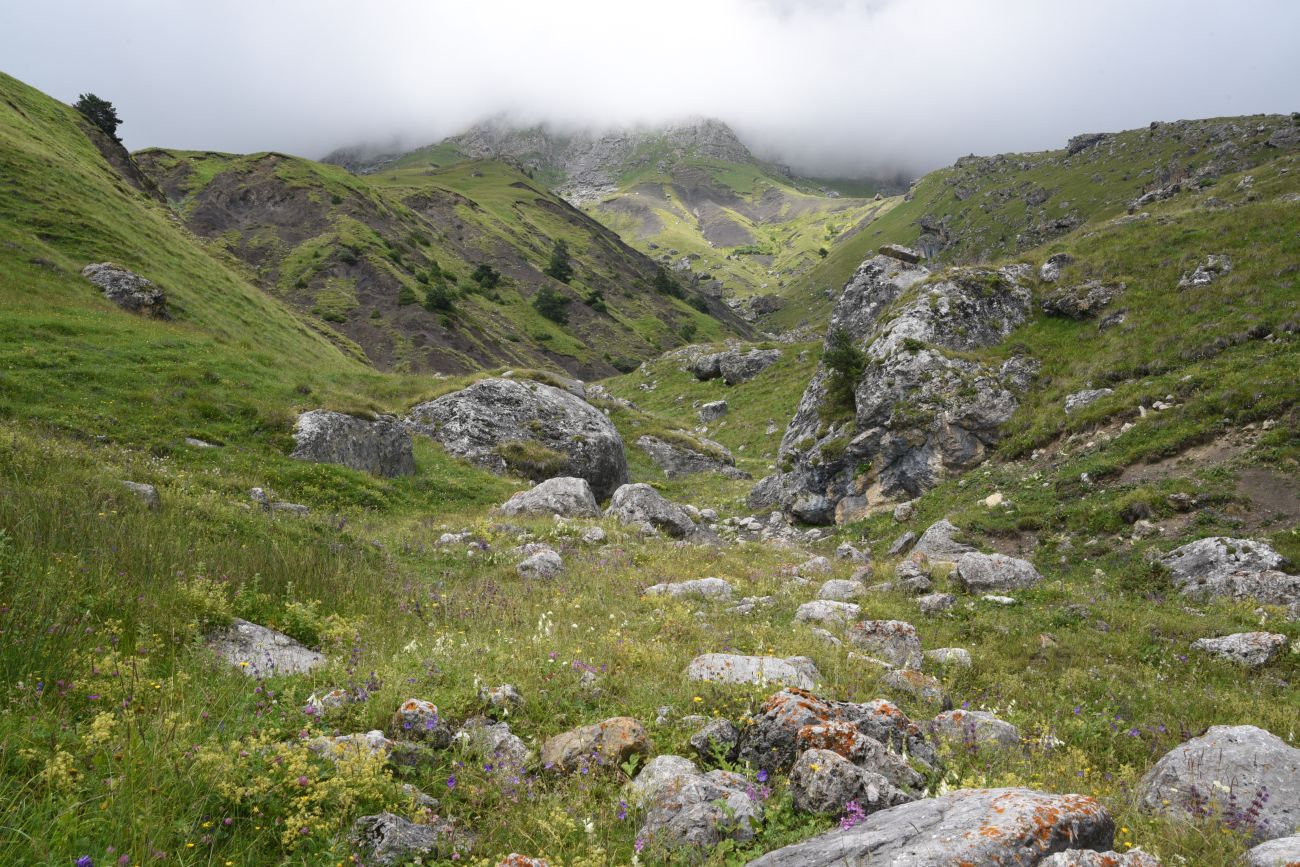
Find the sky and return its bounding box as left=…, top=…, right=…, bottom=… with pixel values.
left=2, top=0, right=1297, bottom=177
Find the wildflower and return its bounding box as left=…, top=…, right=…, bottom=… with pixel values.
left=756, top=769, right=768, bottom=783
left=839, top=800, right=867, bottom=831
left=617, top=800, right=629, bottom=821
left=447, top=774, right=457, bottom=789
left=692, top=696, right=703, bottom=704
left=76, top=858, right=94, bottom=867
left=296, top=775, right=309, bottom=787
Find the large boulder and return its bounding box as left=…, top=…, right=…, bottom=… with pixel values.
left=291, top=410, right=415, bottom=477
left=636, top=435, right=748, bottom=480
left=1042, top=280, right=1123, bottom=319
left=745, top=787, right=1113, bottom=867
left=1160, top=537, right=1299, bottom=606
left=755, top=258, right=1032, bottom=517
left=1038, top=852, right=1161, bottom=867
left=540, top=717, right=649, bottom=774
left=789, top=748, right=912, bottom=816
left=953, top=552, right=1043, bottom=593
left=1191, top=632, right=1289, bottom=667
left=1246, top=837, right=1300, bottom=867
left=206, top=618, right=324, bottom=677
left=846, top=620, right=922, bottom=669
left=645, top=577, right=733, bottom=601
left=82, top=262, right=169, bottom=318
left=605, top=483, right=698, bottom=538
left=406, top=378, right=628, bottom=499
left=638, top=763, right=762, bottom=849
left=1138, top=725, right=1300, bottom=841
left=719, top=348, right=782, bottom=385
left=912, top=519, right=975, bottom=561
left=496, top=477, right=599, bottom=518
left=686, top=654, right=819, bottom=690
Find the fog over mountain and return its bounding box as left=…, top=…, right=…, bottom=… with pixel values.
left=2, top=0, right=1297, bottom=175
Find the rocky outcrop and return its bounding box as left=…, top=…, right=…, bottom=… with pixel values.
left=636, top=435, right=748, bottom=480
left=291, top=410, right=415, bottom=477
left=1139, top=725, right=1300, bottom=842
left=686, top=654, right=820, bottom=690
left=1065, top=388, right=1114, bottom=413
left=691, top=348, right=782, bottom=385
left=206, top=618, right=324, bottom=677
left=496, top=477, right=599, bottom=518
left=406, top=378, right=628, bottom=499
left=754, top=256, right=1033, bottom=519
left=912, top=519, right=975, bottom=561
left=1039, top=852, right=1161, bottom=867
left=604, top=483, right=698, bottom=538
left=82, top=263, right=169, bottom=318
left=746, top=787, right=1113, bottom=866
left=1160, top=537, right=1298, bottom=606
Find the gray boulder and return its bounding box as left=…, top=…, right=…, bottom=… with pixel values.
left=699, top=400, right=729, bottom=423
left=719, top=348, right=781, bottom=385
left=625, top=754, right=699, bottom=807
left=1065, top=388, right=1114, bottom=414
left=791, top=494, right=835, bottom=525
left=1161, top=537, right=1299, bottom=605
left=795, top=600, right=861, bottom=625
left=206, top=618, right=324, bottom=677
left=1039, top=252, right=1073, bottom=283
left=120, top=480, right=160, bottom=510
left=1192, top=632, right=1289, bottom=667
left=636, top=435, right=747, bottom=480
left=745, top=787, right=1114, bottom=866
left=795, top=721, right=926, bottom=792
left=517, top=549, right=563, bottom=579
left=406, top=378, right=628, bottom=499
left=923, top=647, right=972, bottom=668
left=879, top=243, right=924, bottom=264
left=686, top=654, right=820, bottom=690
left=1042, top=281, right=1123, bottom=319
left=953, top=552, right=1043, bottom=593
left=818, top=579, right=866, bottom=601
left=1178, top=253, right=1233, bottom=289
left=881, top=669, right=947, bottom=704
left=645, top=577, right=733, bottom=601
left=918, top=592, right=956, bottom=614
left=497, top=477, right=599, bottom=518
left=1039, top=852, right=1161, bottom=867
left=912, top=519, right=974, bottom=561
left=455, top=717, right=530, bottom=768
left=690, top=719, right=740, bottom=764
left=540, top=717, right=649, bottom=774
left=291, top=410, right=415, bottom=478
left=789, top=748, right=911, bottom=815
left=82, top=263, right=169, bottom=318
left=639, top=765, right=762, bottom=849
left=351, top=812, right=471, bottom=866
left=931, top=709, right=1021, bottom=750
left=605, top=483, right=698, bottom=538
left=847, top=620, right=922, bottom=669
left=1138, top=725, right=1300, bottom=841
left=1246, top=836, right=1300, bottom=867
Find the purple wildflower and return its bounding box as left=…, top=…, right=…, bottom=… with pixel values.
left=756, top=769, right=768, bottom=783
left=76, top=858, right=94, bottom=867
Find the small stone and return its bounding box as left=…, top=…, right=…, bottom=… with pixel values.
left=795, top=599, right=861, bottom=625
left=882, top=669, right=947, bottom=704
left=918, top=593, right=956, bottom=614
left=120, top=480, right=160, bottom=510
left=645, top=577, right=733, bottom=601
left=923, top=647, right=972, bottom=668
left=931, top=709, right=1021, bottom=750
left=390, top=698, right=452, bottom=747
left=517, top=549, right=563, bottom=579
left=818, top=579, right=866, bottom=601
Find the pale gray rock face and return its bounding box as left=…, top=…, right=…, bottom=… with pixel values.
left=1161, top=537, right=1298, bottom=605
left=789, top=748, right=911, bottom=816
left=1192, top=632, right=1289, bottom=667
left=795, top=600, right=861, bottom=625
left=718, top=348, right=782, bottom=385
left=878, top=243, right=924, bottom=264
left=645, top=577, right=733, bottom=601
left=406, top=378, right=628, bottom=499
left=881, top=669, right=947, bottom=704
left=120, top=480, right=160, bottom=509
left=1178, top=253, right=1233, bottom=289
left=1138, top=725, right=1300, bottom=841
left=1038, top=851, right=1161, bottom=867
left=954, top=552, right=1044, bottom=593
left=455, top=717, right=530, bottom=768
left=847, top=620, right=922, bottom=669
left=605, top=483, right=698, bottom=539
left=291, top=410, right=415, bottom=478
left=206, top=618, right=324, bottom=677
left=759, top=257, right=1032, bottom=516
left=699, top=400, right=729, bottom=423
left=639, top=766, right=762, bottom=849
left=923, top=647, right=972, bottom=668
left=1245, top=836, right=1300, bottom=867
left=1039, top=252, right=1073, bottom=282
left=686, top=654, right=820, bottom=690
left=1065, top=388, right=1114, bottom=414
left=517, top=549, right=563, bottom=579
left=625, top=755, right=700, bottom=807
left=745, top=787, right=1114, bottom=867
left=82, top=262, right=169, bottom=318
left=912, top=519, right=974, bottom=561
left=918, top=592, right=957, bottom=614
left=497, top=477, right=599, bottom=518
left=818, top=579, right=866, bottom=601
left=636, top=435, right=748, bottom=480
left=931, top=709, right=1021, bottom=750
left=351, top=812, right=472, bottom=866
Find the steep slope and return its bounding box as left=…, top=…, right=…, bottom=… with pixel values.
left=136, top=148, right=745, bottom=378
left=353, top=120, right=899, bottom=319
left=775, top=114, right=1300, bottom=329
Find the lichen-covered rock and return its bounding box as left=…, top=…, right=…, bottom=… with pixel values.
left=795, top=721, right=925, bottom=793
left=406, top=378, right=628, bottom=499
left=789, top=748, right=911, bottom=815
left=625, top=754, right=700, bottom=807
left=1038, top=850, right=1162, bottom=866
left=1177, top=253, right=1233, bottom=289
left=390, top=698, right=452, bottom=747
left=718, top=348, right=782, bottom=385
left=636, top=435, right=748, bottom=480
left=737, top=688, right=934, bottom=774
left=882, top=669, right=947, bottom=704
left=690, top=719, right=740, bottom=765
left=455, top=717, right=530, bottom=768
left=912, top=519, right=974, bottom=561
left=757, top=257, right=1032, bottom=517
left=795, top=600, right=861, bottom=625
left=699, top=400, right=729, bottom=423
left=1161, top=537, right=1298, bottom=605
left=1065, top=388, right=1114, bottom=414
left=206, top=618, right=324, bottom=677
left=931, top=709, right=1021, bottom=750
left=645, top=577, right=733, bottom=601
left=894, top=554, right=934, bottom=594
left=1039, top=252, right=1073, bottom=282
left=479, top=684, right=524, bottom=715
left=923, top=647, right=972, bottom=668
left=918, top=592, right=956, bottom=614
left=82, top=262, right=169, bottom=318
left=1042, top=280, right=1123, bottom=319
left=639, top=766, right=762, bottom=849
left=517, top=548, right=563, bottom=579
left=818, top=579, right=866, bottom=601
left=351, top=812, right=472, bottom=865
left=497, top=477, right=599, bottom=518
left=1245, top=836, right=1300, bottom=867
left=745, top=787, right=1113, bottom=867
left=953, top=552, right=1043, bottom=593
left=1138, top=725, right=1300, bottom=841
left=605, top=483, right=698, bottom=539
left=846, top=620, right=922, bottom=669
left=686, top=654, right=820, bottom=690
left=540, top=717, right=649, bottom=773
left=291, top=410, right=415, bottom=477
left=1192, top=631, right=1289, bottom=667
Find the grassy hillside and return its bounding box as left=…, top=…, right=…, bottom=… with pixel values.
left=135, top=147, right=743, bottom=379
left=774, top=114, right=1298, bottom=330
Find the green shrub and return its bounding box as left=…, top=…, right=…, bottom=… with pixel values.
left=533, top=284, right=571, bottom=324
left=542, top=239, right=574, bottom=284
left=822, top=328, right=866, bottom=418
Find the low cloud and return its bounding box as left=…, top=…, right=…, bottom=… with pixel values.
left=3, top=0, right=1296, bottom=176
